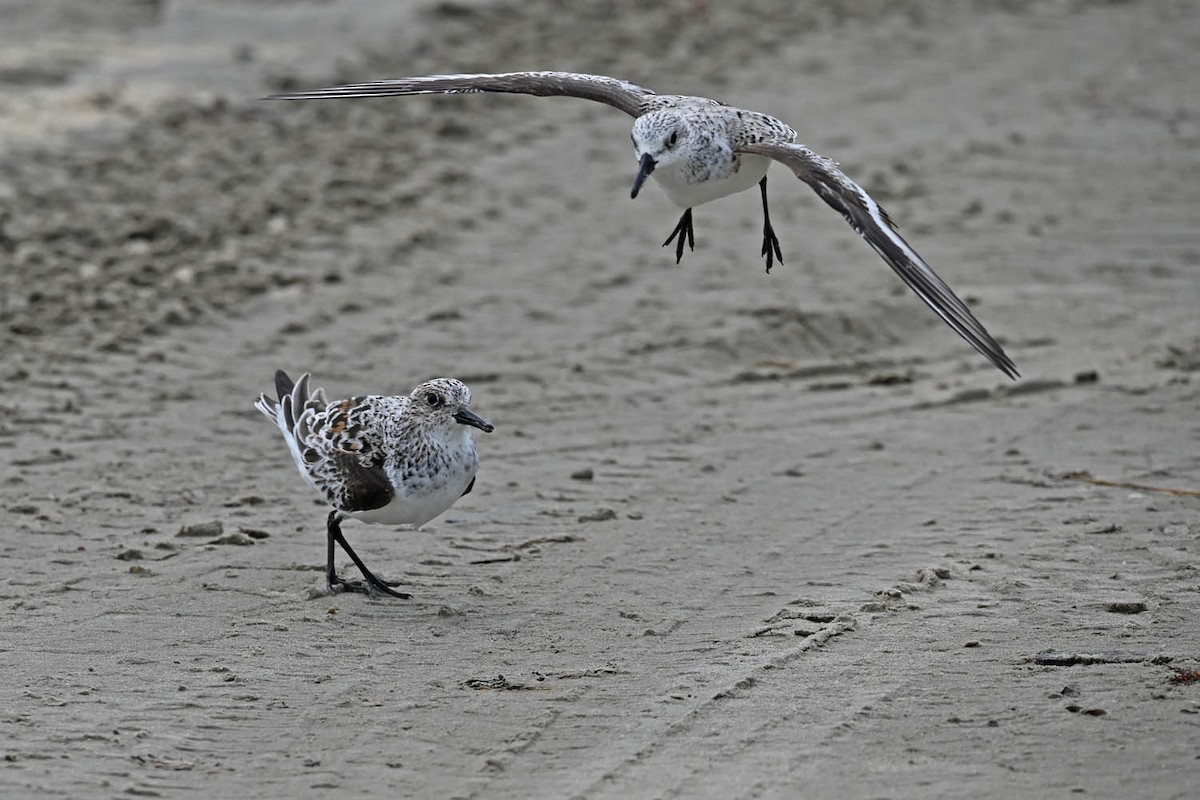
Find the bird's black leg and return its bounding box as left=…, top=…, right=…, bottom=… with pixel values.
left=325, top=510, right=412, bottom=599
left=661, top=208, right=695, bottom=264
left=759, top=176, right=783, bottom=273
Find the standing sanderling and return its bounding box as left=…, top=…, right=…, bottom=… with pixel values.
left=268, top=71, right=1018, bottom=378
left=255, top=370, right=494, bottom=599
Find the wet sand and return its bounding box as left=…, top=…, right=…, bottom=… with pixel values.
left=1, top=1, right=1198, bottom=797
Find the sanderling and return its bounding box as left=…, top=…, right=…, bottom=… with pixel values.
left=269, top=71, right=1018, bottom=378
left=255, top=370, right=494, bottom=599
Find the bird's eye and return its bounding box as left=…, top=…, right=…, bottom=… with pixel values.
left=425, top=393, right=442, bottom=407
left=667, top=131, right=678, bottom=147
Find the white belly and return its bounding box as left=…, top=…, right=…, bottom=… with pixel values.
left=653, top=153, right=771, bottom=209
left=350, top=458, right=477, bottom=528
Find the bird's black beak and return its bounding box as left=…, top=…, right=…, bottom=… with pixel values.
left=630, top=153, right=656, bottom=198
left=454, top=408, right=494, bottom=433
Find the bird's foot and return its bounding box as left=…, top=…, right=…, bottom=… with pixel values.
left=328, top=572, right=412, bottom=600
left=326, top=512, right=413, bottom=599
left=760, top=222, right=783, bottom=274
left=662, top=208, right=695, bottom=264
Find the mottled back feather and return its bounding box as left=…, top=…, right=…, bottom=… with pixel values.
left=256, top=372, right=491, bottom=524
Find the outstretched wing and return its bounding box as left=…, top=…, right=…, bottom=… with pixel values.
left=267, top=71, right=657, bottom=117
left=740, top=141, right=1018, bottom=379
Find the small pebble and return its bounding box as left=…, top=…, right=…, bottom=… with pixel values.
left=178, top=521, right=223, bottom=537
left=578, top=508, right=617, bottom=523
left=1106, top=601, right=1147, bottom=614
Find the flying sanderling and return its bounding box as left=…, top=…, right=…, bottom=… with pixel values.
left=268, top=71, right=1018, bottom=378
left=255, top=370, right=494, bottom=599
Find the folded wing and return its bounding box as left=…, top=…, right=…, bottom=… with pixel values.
left=258, top=370, right=395, bottom=512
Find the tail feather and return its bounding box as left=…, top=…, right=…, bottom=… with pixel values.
left=253, top=391, right=278, bottom=421
left=276, top=370, right=297, bottom=430
left=256, top=369, right=301, bottom=425
left=256, top=369, right=318, bottom=433
left=258, top=370, right=323, bottom=491
left=285, top=373, right=311, bottom=433
left=293, top=373, right=311, bottom=407
left=274, top=369, right=295, bottom=400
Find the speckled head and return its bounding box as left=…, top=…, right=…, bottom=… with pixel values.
left=409, top=378, right=494, bottom=433
left=629, top=109, right=691, bottom=198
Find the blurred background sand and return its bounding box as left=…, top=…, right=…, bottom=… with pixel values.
left=1, top=1, right=1197, bottom=797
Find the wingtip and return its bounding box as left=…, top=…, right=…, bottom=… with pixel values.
left=990, top=350, right=1020, bottom=381
left=263, top=89, right=338, bottom=101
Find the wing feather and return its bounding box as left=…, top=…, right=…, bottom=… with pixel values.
left=740, top=141, right=1018, bottom=379
left=258, top=372, right=396, bottom=512
left=267, top=71, right=656, bottom=117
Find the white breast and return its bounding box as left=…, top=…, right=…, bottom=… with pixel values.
left=652, top=153, right=772, bottom=209
left=351, top=433, right=479, bottom=528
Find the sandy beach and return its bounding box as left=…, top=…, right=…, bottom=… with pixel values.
left=1, top=1, right=1198, bottom=797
